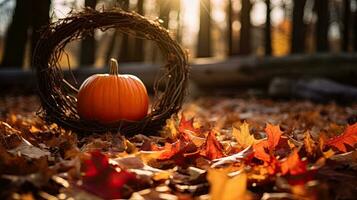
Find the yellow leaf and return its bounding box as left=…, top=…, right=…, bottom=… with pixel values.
left=233, top=122, right=256, bottom=148
left=152, top=171, right=171, bottom=181
left=137, top=150, right=163, bottom=164
left=162, top=117, right=179, bottom=139
left=323, top=149, right=335, bottom=158
left=303, top=131, right=317, bottom=157
left=207, top=168, right=247, bottom=200
left=29, top=125, right=41, bottom=133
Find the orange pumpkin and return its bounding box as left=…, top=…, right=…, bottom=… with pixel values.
left=77, top=58, right=149, bottom=123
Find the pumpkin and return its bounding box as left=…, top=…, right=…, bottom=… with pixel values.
left=77, top=58, right=149, bottom=124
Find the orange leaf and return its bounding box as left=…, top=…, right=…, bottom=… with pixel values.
left=253, top=141, right=270, bottom=162
left=253, top=124, right=283, bottom=162
left=200, top=132, right=225, bottom=160
left=157, top=136, right=198, bottom=165
left=325, top=123, right=357, bottom=152
left=303, top=131, right=317, bottom=157
left=265, top=124, right=283, bottom=150
left=280, top=150, right=307, bottom=176
left=178, top=115, right=200, bottom=134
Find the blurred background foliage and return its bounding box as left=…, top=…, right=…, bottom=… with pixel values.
left=0, top=0, right=356, bottom=69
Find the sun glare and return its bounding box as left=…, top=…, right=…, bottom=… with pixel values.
left=181, top=0, right=200, bottom=47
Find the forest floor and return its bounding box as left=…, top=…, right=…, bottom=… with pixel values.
left=0, top=95, right=356, bottom=200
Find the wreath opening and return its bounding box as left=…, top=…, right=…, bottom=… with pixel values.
left=33, top=8, right=189, bottom=136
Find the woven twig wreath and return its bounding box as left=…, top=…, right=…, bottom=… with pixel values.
left=33, top=8, right=189, bottom=136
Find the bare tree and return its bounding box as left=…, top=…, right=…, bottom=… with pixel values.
left=197, top=0, right=212, bottom=57
left=1, top=0, right=50, bottom=67
left=239, top=0, right=252, bottom=55
left=265, top=0, right=272, bottom=55
left=315, top=0, right=329, bottom=52
left=291, top=0, right=306, bottom=54
left=80, top=0, right=97, bottom=66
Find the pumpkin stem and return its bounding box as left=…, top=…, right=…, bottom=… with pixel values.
left=109, top=58, right=119, bottom=75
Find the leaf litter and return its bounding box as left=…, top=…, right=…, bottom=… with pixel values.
left=0, top=95, right=357, bottom=200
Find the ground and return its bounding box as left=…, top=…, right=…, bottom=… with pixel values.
left=0, top=95, right=356, bottom=200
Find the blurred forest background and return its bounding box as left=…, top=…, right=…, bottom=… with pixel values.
left=0, top=0, right=356, bottom=69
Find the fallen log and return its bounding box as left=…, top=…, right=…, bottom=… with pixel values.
left=1, top=53, right=357, bottom=94
left=190, top=53, right=357, bottom=88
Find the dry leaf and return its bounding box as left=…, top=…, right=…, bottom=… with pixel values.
left=7, top=138, right=50, bottom=159
left=280, top=150, right=307, bottom=176
left=303, top=131, right=317, bottom=157
left=207, top=168, right=247, bottom=200
left=233, top=122, right=257, bottom=148
left=199, top=131, right=225, bottom=160
left=326, top=123, right=357, bottom=152
left=265, top=124, right=283, bottom=150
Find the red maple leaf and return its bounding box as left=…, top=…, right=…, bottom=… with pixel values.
left=325, top=123, right=357, bottom=152
left=280, top=150, right=307, bottom=176
left=178, top=115, right=200, bottom=134
left=253, top=124, right=283, bottom=162
left=81, top=151, right=137, bottom=199
left=157, top=135, right=198, bottom=165
left=199, top=131, right=225, bottom=160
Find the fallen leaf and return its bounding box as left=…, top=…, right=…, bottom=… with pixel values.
left=207, top=168, right=247, bottom=200
left=200, top=132, right=225, bottom=160
left=7, top=138, right=50, bottom=159
left=80, top=151, right=137, bottom=199
left=178, top=115, right=200, bottom=135
left=265, top=123, right=283, bottom=150
left=253, top=124, right=283, bottom=162
left=280, top=150, right=307, bottom=176
left=233, top=122, right=257, bottom=148
left=325, top=123, right=357, bottom=152
left=157, top=135, right=198, bottom=165
left=303, top=131, right=317, bottom=157
left=253, top=141, right=271, bottom=162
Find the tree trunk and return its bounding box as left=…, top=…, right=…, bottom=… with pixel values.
left=80, top=0, right=97, bottom=66
left=291, top=0, right=306, bottom=54
left=31, top=0, right=51, bottom=65
left=1, top=0, right=31, bottom=67
left=265, top=0, right=272, bottom=55
left=118, top=0, right=133, bottom=62
left=1, top=0, right=50, bottom=68
left=171, top=0, right=182, bottom=42
left=159, top=0, right=171, bottom=29
left=227, top=0, right=234, bottom=56
left=197, top=0, right=212, bottom=57
left=342, top=0, right=351, bottom=51
left=239, top=0, right=252, bottom=55
left=354, top=0, right=357, bottom=51
left=133, top=0, right=144, bottom=61
left=315, top=0, right=329, bottom=52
